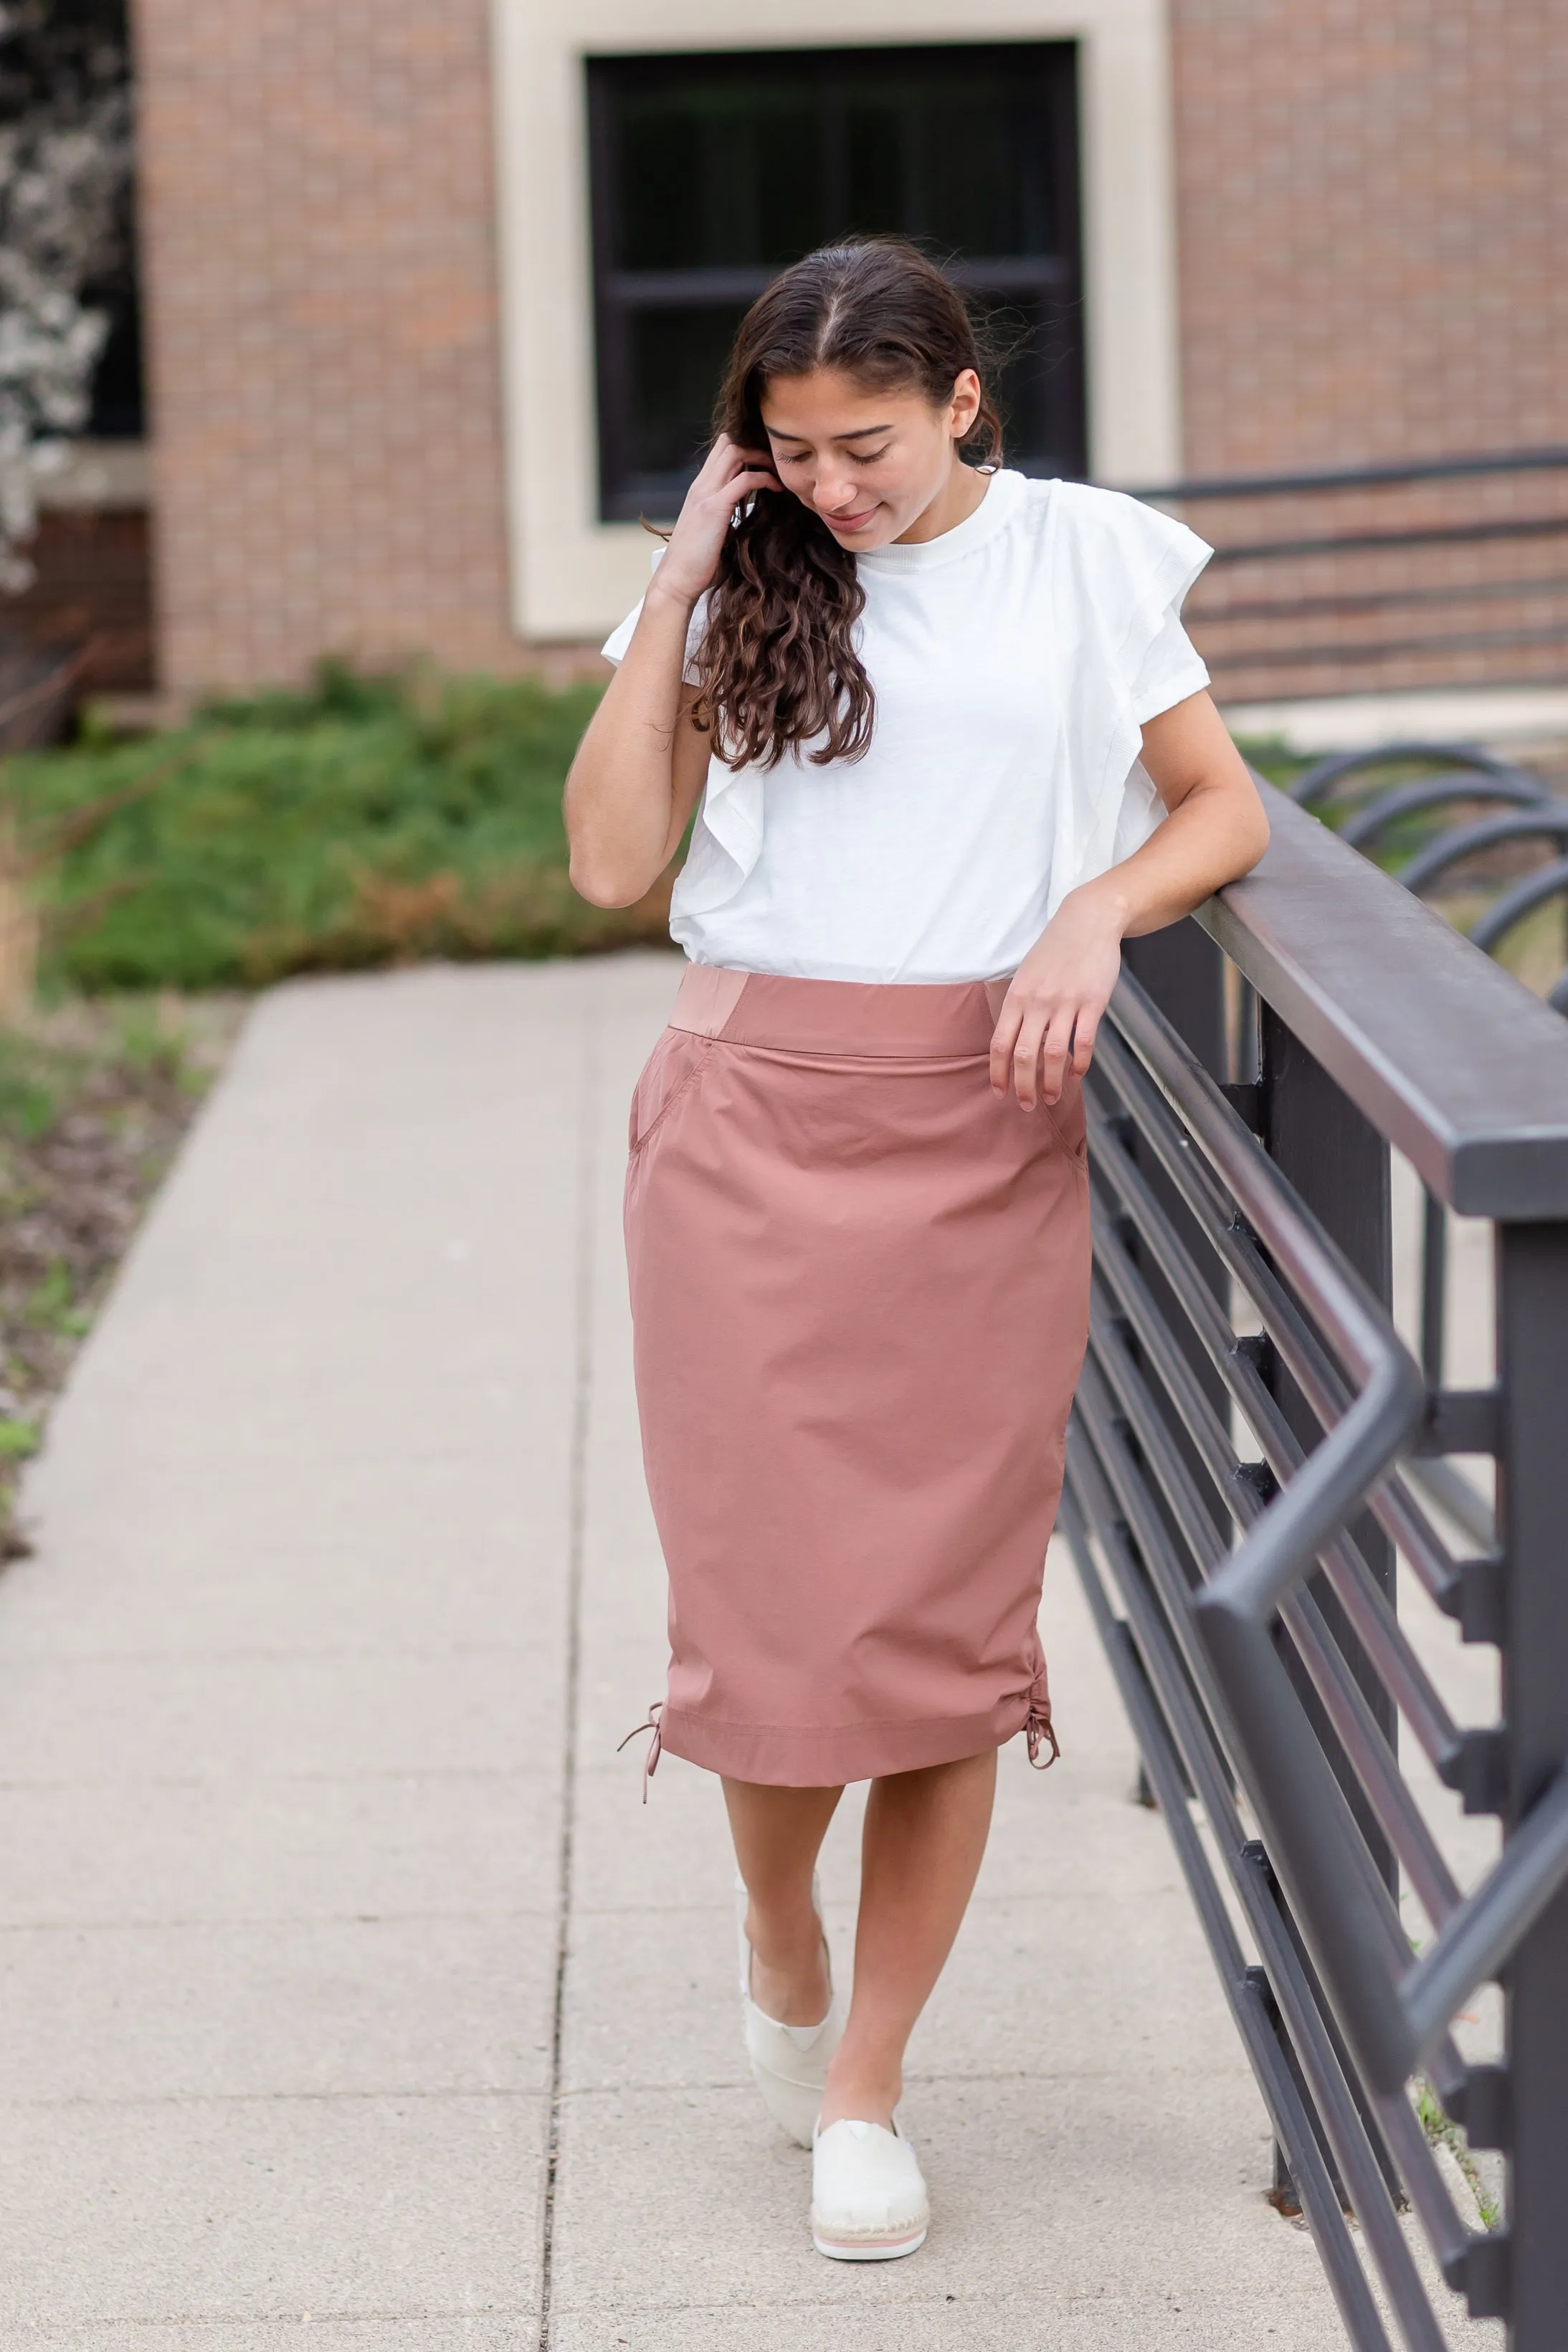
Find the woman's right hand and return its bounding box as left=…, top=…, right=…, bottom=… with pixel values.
left=653, top=435, right=781, bottom=606
left=566, top=435, right=775, bottom=906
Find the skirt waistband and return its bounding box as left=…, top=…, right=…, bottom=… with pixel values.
left=668, top=963, right=1010, bottom=1058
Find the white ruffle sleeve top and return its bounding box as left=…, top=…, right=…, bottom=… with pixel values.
left=601, top=469, right=1212, bottom=985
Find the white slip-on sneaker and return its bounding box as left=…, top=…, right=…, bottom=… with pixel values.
left=811, top=2115, right=930, bottom=2259
left=736, top=1872, right=844, bottom=2149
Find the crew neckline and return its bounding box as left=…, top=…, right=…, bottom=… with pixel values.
left=856, top=466, right=1027, bottom=574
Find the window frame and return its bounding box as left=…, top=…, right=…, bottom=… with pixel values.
left=584, top=42, right=1086, bottom=523
left=489, top=0, right=1184, bottom=644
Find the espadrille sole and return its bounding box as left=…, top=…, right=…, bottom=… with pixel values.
left=811, top=2223, right=928, bottom=2261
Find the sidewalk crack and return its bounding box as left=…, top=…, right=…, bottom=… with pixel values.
left=538, top=977, right=599, bottom=2352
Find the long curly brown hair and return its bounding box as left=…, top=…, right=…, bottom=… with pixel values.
left=690, top=239, right=1003, bottom=771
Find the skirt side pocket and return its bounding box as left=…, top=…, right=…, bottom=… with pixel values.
left=628, top=1028, right=716, bottom=1158
left=1041, top=1070, right=1089, bottom=1172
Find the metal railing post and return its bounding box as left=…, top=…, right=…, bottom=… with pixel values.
left=1122, top=921, right=1232, bottom=1809
left=1124, top=919, right=1227, bottom=1081
left=1259, top=1003, right=1399, bottom=1884
left=1258, top=1005, right=1400, bottom=2212
left=1496, top=1220, right=1568, bottom=2347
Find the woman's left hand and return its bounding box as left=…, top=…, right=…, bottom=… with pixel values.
left=987, top=691, right=1271, bottom=1111
left=989, top=885, right=1126, bottom=1110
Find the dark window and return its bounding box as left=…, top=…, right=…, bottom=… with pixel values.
left=82, top=234, right=145, bottom=441
left=586, top=44, right=1085, bottom=522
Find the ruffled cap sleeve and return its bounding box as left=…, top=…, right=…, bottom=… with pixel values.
left=1046, top=485, right=1213, bottom=912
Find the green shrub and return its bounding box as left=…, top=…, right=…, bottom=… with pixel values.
left=6, top=661, right=670, bottom=992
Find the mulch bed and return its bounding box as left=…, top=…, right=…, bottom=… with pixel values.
left=0, top=994, right=244, bottom=1552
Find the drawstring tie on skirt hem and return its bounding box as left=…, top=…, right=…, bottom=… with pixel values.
left=1025, top=1697, right=1060, bottom=1770
left=621, top=1697, right=1057, bottom=1783
left=616, top=1701, right=663, bottom=1801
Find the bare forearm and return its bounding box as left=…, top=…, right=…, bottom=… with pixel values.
left=1098, top=688, right=1270, bottom=937
left=1073, top=771, right=1269, bottom=941
left=565, top=582, right=700, bottom=906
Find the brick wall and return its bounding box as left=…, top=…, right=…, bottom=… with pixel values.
left=1167, top=0, right=1568, bottom=702
left=131, top=0, right=524, bottom=694
left=1169, top=0, right=1567, bottom=473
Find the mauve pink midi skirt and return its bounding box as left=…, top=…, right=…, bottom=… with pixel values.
left=623, top=962, right=1091, bottom=1788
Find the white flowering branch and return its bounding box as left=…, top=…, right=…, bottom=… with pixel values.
left=0, top=14, right=132, bottom=592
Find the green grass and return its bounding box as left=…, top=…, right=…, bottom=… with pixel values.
left=0, top=1040, right=63, bottom=1141
left=4, top=661, right=667, bottom=994
left=1416, top=2077, right=1503, bottom=2231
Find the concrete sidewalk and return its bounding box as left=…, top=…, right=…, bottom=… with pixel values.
left=0, top=954, right=1348, bottom=2348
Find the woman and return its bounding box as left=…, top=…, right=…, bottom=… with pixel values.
left=566, top=238, right=1268, bottom=2262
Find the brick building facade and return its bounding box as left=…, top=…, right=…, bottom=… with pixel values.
left=57, top=1, right=1568, bottom=705
left=1171, top=0, right=1564, bottom=478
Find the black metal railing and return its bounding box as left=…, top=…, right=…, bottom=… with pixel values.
left=1130, top=447, right=1568, bottom=696
left=1064, top=783, right=1568, bottom=2348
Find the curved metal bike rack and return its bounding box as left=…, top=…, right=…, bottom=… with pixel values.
left=1287, top=741, right=1546, bottom=812
left=1336, top=774, right=1549, bottom=853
